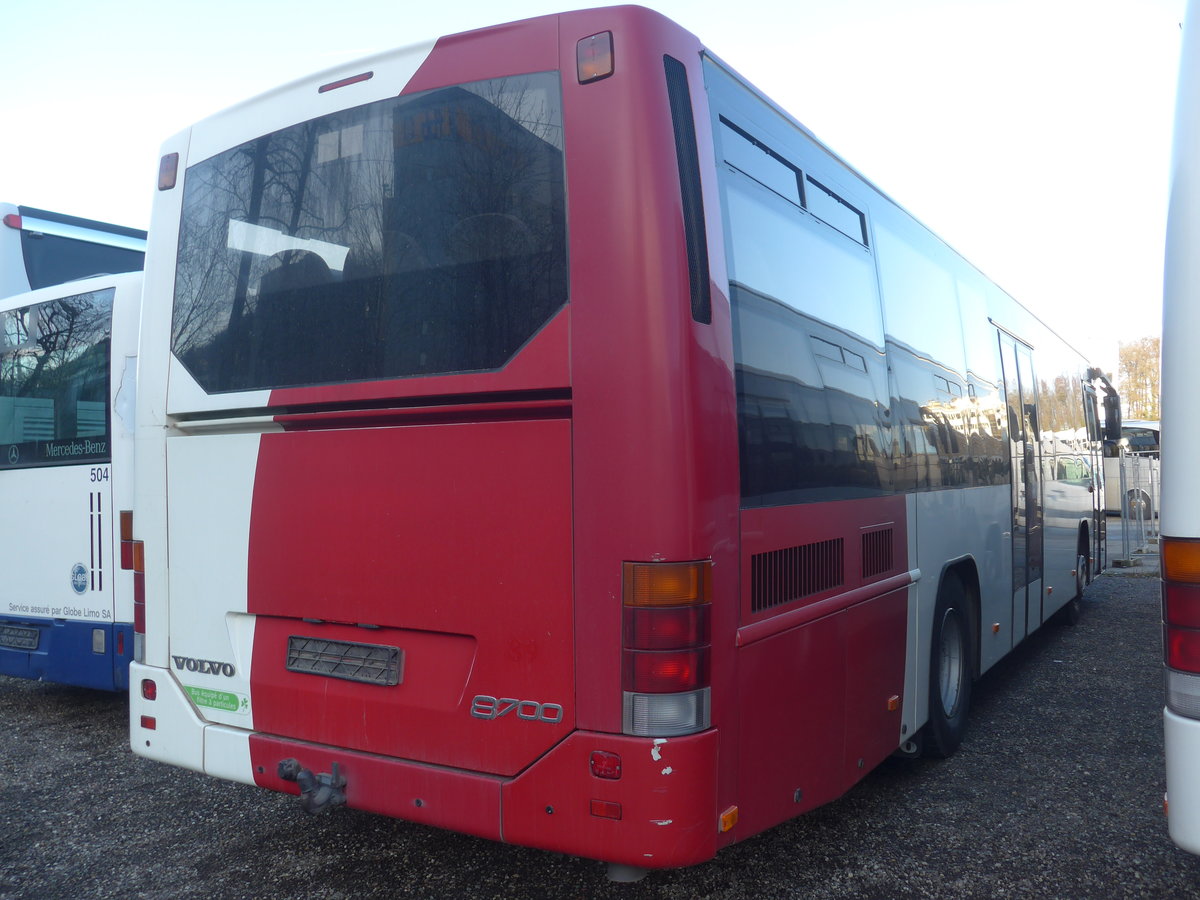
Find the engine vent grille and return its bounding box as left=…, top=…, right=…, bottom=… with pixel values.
left=286, top=636, right=403, bottom=686
left=862, top=528, right=895, bottom=579
left=751, top=538, right=844, bottom=612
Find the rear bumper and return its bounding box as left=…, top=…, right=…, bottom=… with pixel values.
left=132, top=660, right=720, bottom=868
left=0, top=618, right=131, bottom=691
left=249, top=728, right=720, bottom=869
left=1165, top=707, right=1200, bottom=855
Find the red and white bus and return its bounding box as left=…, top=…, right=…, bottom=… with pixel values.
left=128, top=6, right=1109, bottom=877
left=1160, top=0, right=1200, bottom=857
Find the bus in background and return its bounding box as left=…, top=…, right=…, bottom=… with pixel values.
left=0, top=271, right=141, bottom=691
left=128, top=7, right=1109, bottom=877
left=1160, top=0, right=1200, bottom=858
left=1102, top=419, right=1159, bottom=519
left=0, top=203, right=146, bottom=300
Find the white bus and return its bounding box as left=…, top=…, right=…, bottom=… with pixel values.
left=0, top=203, right=146, bottom=300
left=1102, top=419, right=1159, bottom=518
left=1161, top=0, right=1200, bottom=857
left=126, top=8, right=1113, bottom=875
left=0, top=271, right=141, bottom=690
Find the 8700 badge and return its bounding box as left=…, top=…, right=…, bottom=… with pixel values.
left=470, top=695, right=564, bottom=723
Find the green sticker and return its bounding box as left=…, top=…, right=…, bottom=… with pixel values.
left=185, top=685, right=248, bottom=714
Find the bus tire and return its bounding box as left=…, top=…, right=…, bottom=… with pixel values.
left=927, top=572, right=973, bottom=758
left=1062, top=548, right=1087, bottom=626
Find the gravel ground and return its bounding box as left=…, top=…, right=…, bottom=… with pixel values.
left=2, top=566, right=1198, bottom=899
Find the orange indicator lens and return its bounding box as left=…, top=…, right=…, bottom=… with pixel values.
left=577, top=32, right=614, bottom=83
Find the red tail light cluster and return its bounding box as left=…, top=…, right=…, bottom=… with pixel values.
left=120, top=510, right=146, bottom=663
left=1162, top=537, right=1200, bottom=719
left=621, top=561, right=712, bottom=736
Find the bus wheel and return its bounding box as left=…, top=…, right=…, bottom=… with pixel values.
left=927, top=573, right=973, bottom=758
left=1057, top=551, right=1086, bottom=627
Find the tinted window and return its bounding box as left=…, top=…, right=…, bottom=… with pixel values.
left=172, top=72, right=568, bottom=393
left=0, top=287, right=112, bottom=468
left=22, top=233, right=144, bottom=290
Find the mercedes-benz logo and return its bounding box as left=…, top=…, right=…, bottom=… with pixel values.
left=6, top=446, right=17, bottom=465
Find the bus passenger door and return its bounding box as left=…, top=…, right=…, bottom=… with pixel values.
left=1000, top=334, right=1044, bottom=639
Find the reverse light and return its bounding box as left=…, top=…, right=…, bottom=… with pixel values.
left=577, top=31, right=614, bottom=84
left=622, top=561, right=712, bottom=736
left=1162, top=537, right=1200, bottom=719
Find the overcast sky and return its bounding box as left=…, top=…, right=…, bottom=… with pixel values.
left=2, top=0, right=1186, bottom=371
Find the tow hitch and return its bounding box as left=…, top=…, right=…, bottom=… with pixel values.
left=277, top=758, right=347, bottom=815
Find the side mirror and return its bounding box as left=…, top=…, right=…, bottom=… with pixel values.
left=1103, top=393, right=1122, bottom=442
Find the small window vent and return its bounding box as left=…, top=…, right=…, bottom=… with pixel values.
left=751, top=539, right=844, bottom=613
left=862, top=529, right=894, bottom=579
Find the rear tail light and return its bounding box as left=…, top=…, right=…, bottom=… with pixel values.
left=122, top=510, right=146, bottom=663
left=1162, top=537, right=1200, bottom=719
left=2, top=213, right=20, bottom=229
left=621, top=560, right=712, bottom=736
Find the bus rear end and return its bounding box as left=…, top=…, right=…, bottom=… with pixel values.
left=0, top=271, right=140, bottom=690
left=1161, top=0, right=1200, bottom=857
left=130, top=8, right=738, bottom=872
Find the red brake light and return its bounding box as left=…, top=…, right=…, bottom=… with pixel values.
left=1166, top=625, right=1200, bottom=673
left=141, top=679, right=157, bottom=701
left=623, top=647, right=708, bottom=693
left=133, top=575, right=146, bottom=634
left=2, top=213, right=20, bottom=230
left=623, top=605, right=709, bottom=650
left=1165, top=582, right=1200, bottom=629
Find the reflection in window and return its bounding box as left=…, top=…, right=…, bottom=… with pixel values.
left=720, top=118, right=802, bottom=207
left=805, top=176, right=867, bottom=246
left=0, top=288, right=112, bottom=468
left=172, top=72, right=568, bottom=393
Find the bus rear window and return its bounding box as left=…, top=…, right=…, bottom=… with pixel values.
left=171, top=72, right=568, bottom=393
left=0, top=287, right=113, bottom=468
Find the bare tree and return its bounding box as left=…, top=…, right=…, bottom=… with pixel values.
left=1118, top=336, right=1161, bottom=420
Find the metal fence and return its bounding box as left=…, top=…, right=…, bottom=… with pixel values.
left=1117, top=448, right=1160, bottom=561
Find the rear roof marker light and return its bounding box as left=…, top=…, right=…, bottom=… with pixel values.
left=319, top=71, right=374, bottom=94
left=577, top=31, right=614, bottom=84
left=158, top=153, right=179, bottom=191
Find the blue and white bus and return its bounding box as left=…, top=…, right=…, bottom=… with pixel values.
left=0, top=271, right=141, bottom=690
left=0, top=203, right=146, bottom=300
